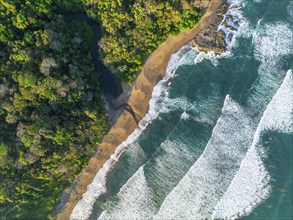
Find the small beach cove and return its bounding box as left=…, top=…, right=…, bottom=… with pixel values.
left=55, top=0, right=227, bottom=219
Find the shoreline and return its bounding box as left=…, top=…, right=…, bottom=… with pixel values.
left=55, top=0, right=227, bottom=219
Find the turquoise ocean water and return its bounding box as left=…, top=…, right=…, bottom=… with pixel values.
left=72, top=0, right=293, bottom=219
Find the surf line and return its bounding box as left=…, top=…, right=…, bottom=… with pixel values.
left=69, top=1, right=242, bottom=220
left=56, top=1, right=233, bottom=219
left=212, top=69, right=293, bottom=219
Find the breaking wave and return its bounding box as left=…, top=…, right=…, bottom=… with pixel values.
left=213, top=69, right=292, bottom=219
left=71, top=0, right=292, bottom=219
left=70, top=44, right=192, bottom=220
left=154, top=95, right=254, bottom=219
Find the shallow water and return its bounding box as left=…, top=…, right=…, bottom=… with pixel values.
left=71, top=0, right=293, bottom=219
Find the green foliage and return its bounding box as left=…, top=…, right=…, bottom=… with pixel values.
left=90, top=0, right=203, bottom=82
left=0, top=143, right=8, bottom=157
left=0, top=1, right=109, bottom=219
left=18, top=151, right=28, bottom=166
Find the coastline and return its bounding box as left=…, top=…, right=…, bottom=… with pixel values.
left=55, top=0, right=226, bottom=219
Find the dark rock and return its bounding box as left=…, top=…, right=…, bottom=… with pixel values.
left=192, top=3, right=230, bottom=53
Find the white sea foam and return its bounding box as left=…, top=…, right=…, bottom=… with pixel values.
left=177, top=48, right=198, bottom=66
left=192, top=49, right=231, bottom=66
left=157, top=1, right=245, bottom=117
left=98, top=76, right=236, bottom=219
left=260, top=69, right=293, bottom=133
left=154, top=95, right=255, bottom=219
left=211, top=20, right=293, bottom=219
left=252, top=22, right=292, bottom=79
left=248, top=21, right=293, bottom=110
left=155, top=96, right=186, bottom=114
left=212, top=69, right=293, bottom=219
left=71, top=2, right=247, bottom=219
left=98, top=166, right=156, bottom=220
left=212, top=146, right=271, bottom=220
left=70, top=45, right=191, bottom=220
left=253, top=22, right=292, bottom=63
left=158, top=85, right=224, bottom=126
left=218, top=1, right=246, bottom=49
left=180, top=111, right=190, bottom=120
left=79, top=58, right=230, bottom=220
left=148, top=44, right=192, bottom=117
left=99, top=137, right=199, bottom=220
left=210, top=20, right=293, bottom=219
left=228, top=0, right=245, bottom=4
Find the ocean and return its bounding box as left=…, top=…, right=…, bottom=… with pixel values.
left=71, top=0, right=293, bottom=219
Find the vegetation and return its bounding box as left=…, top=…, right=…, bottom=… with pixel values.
left=0, top=1, right=108, bottom=219
left=0, top=0, right=203, bottom=219
left=94, top=0, right=203, bottom=82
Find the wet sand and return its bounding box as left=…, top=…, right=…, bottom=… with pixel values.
left=55, top=0, right=225, bottom=219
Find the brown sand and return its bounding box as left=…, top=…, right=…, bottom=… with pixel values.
left=55, top=0, right=225, bottom=219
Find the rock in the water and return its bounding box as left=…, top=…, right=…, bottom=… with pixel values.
left=192, top=3, right=230, bottom=52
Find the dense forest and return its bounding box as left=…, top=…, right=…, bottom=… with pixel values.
left=92, top=0, right=203, bottom=81
left=0, top=0, right=203, bottom=219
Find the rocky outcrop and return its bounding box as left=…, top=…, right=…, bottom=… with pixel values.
left=192, top=2, right=229, bottom=52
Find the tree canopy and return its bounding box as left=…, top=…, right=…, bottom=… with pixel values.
left=94, top=0, right=203, bottom=82
left=0, top=1, right=108, bottom=219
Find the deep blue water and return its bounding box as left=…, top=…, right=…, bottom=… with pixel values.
left=71, top=0, right=293, bottom=219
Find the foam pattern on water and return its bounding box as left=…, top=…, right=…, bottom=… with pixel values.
left=98, top=166, right=156, bottom=220
left=154, top=95, right=254, bottom=219
left=71, top=2, right=244, bottom=219
left=70, top=45, right=192, bottom=220
left=260, top=70, right=293, bottom=133
left=96, top=82, right=226, bottom=219
left=71, top=1, right=293, bottom=219
left=158, top=91, right=223, bottom=126
left=247, top=22, right=293, bottom=111
left=253, top=23, right=292, bottom=64
left=218, top=5, right=243, bottom=50
left=212, top=69, right=293, bottom=219
left=177, top=48, right=198, bottom=66
left=98, top=138, right=196, bottom=220
left=192, top=46, right=235, bottom=66
left=92, top=16, right=243, bottom=217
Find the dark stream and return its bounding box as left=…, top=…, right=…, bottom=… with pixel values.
left=64, top=13, right=122, bottom=98
left=52, top=13, right=125, bottom=216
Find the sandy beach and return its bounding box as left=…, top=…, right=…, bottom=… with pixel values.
left=55, top=0, right=226, bottom=219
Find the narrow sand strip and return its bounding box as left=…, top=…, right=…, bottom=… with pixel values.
left=55, top=0, right=225, bottom=219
